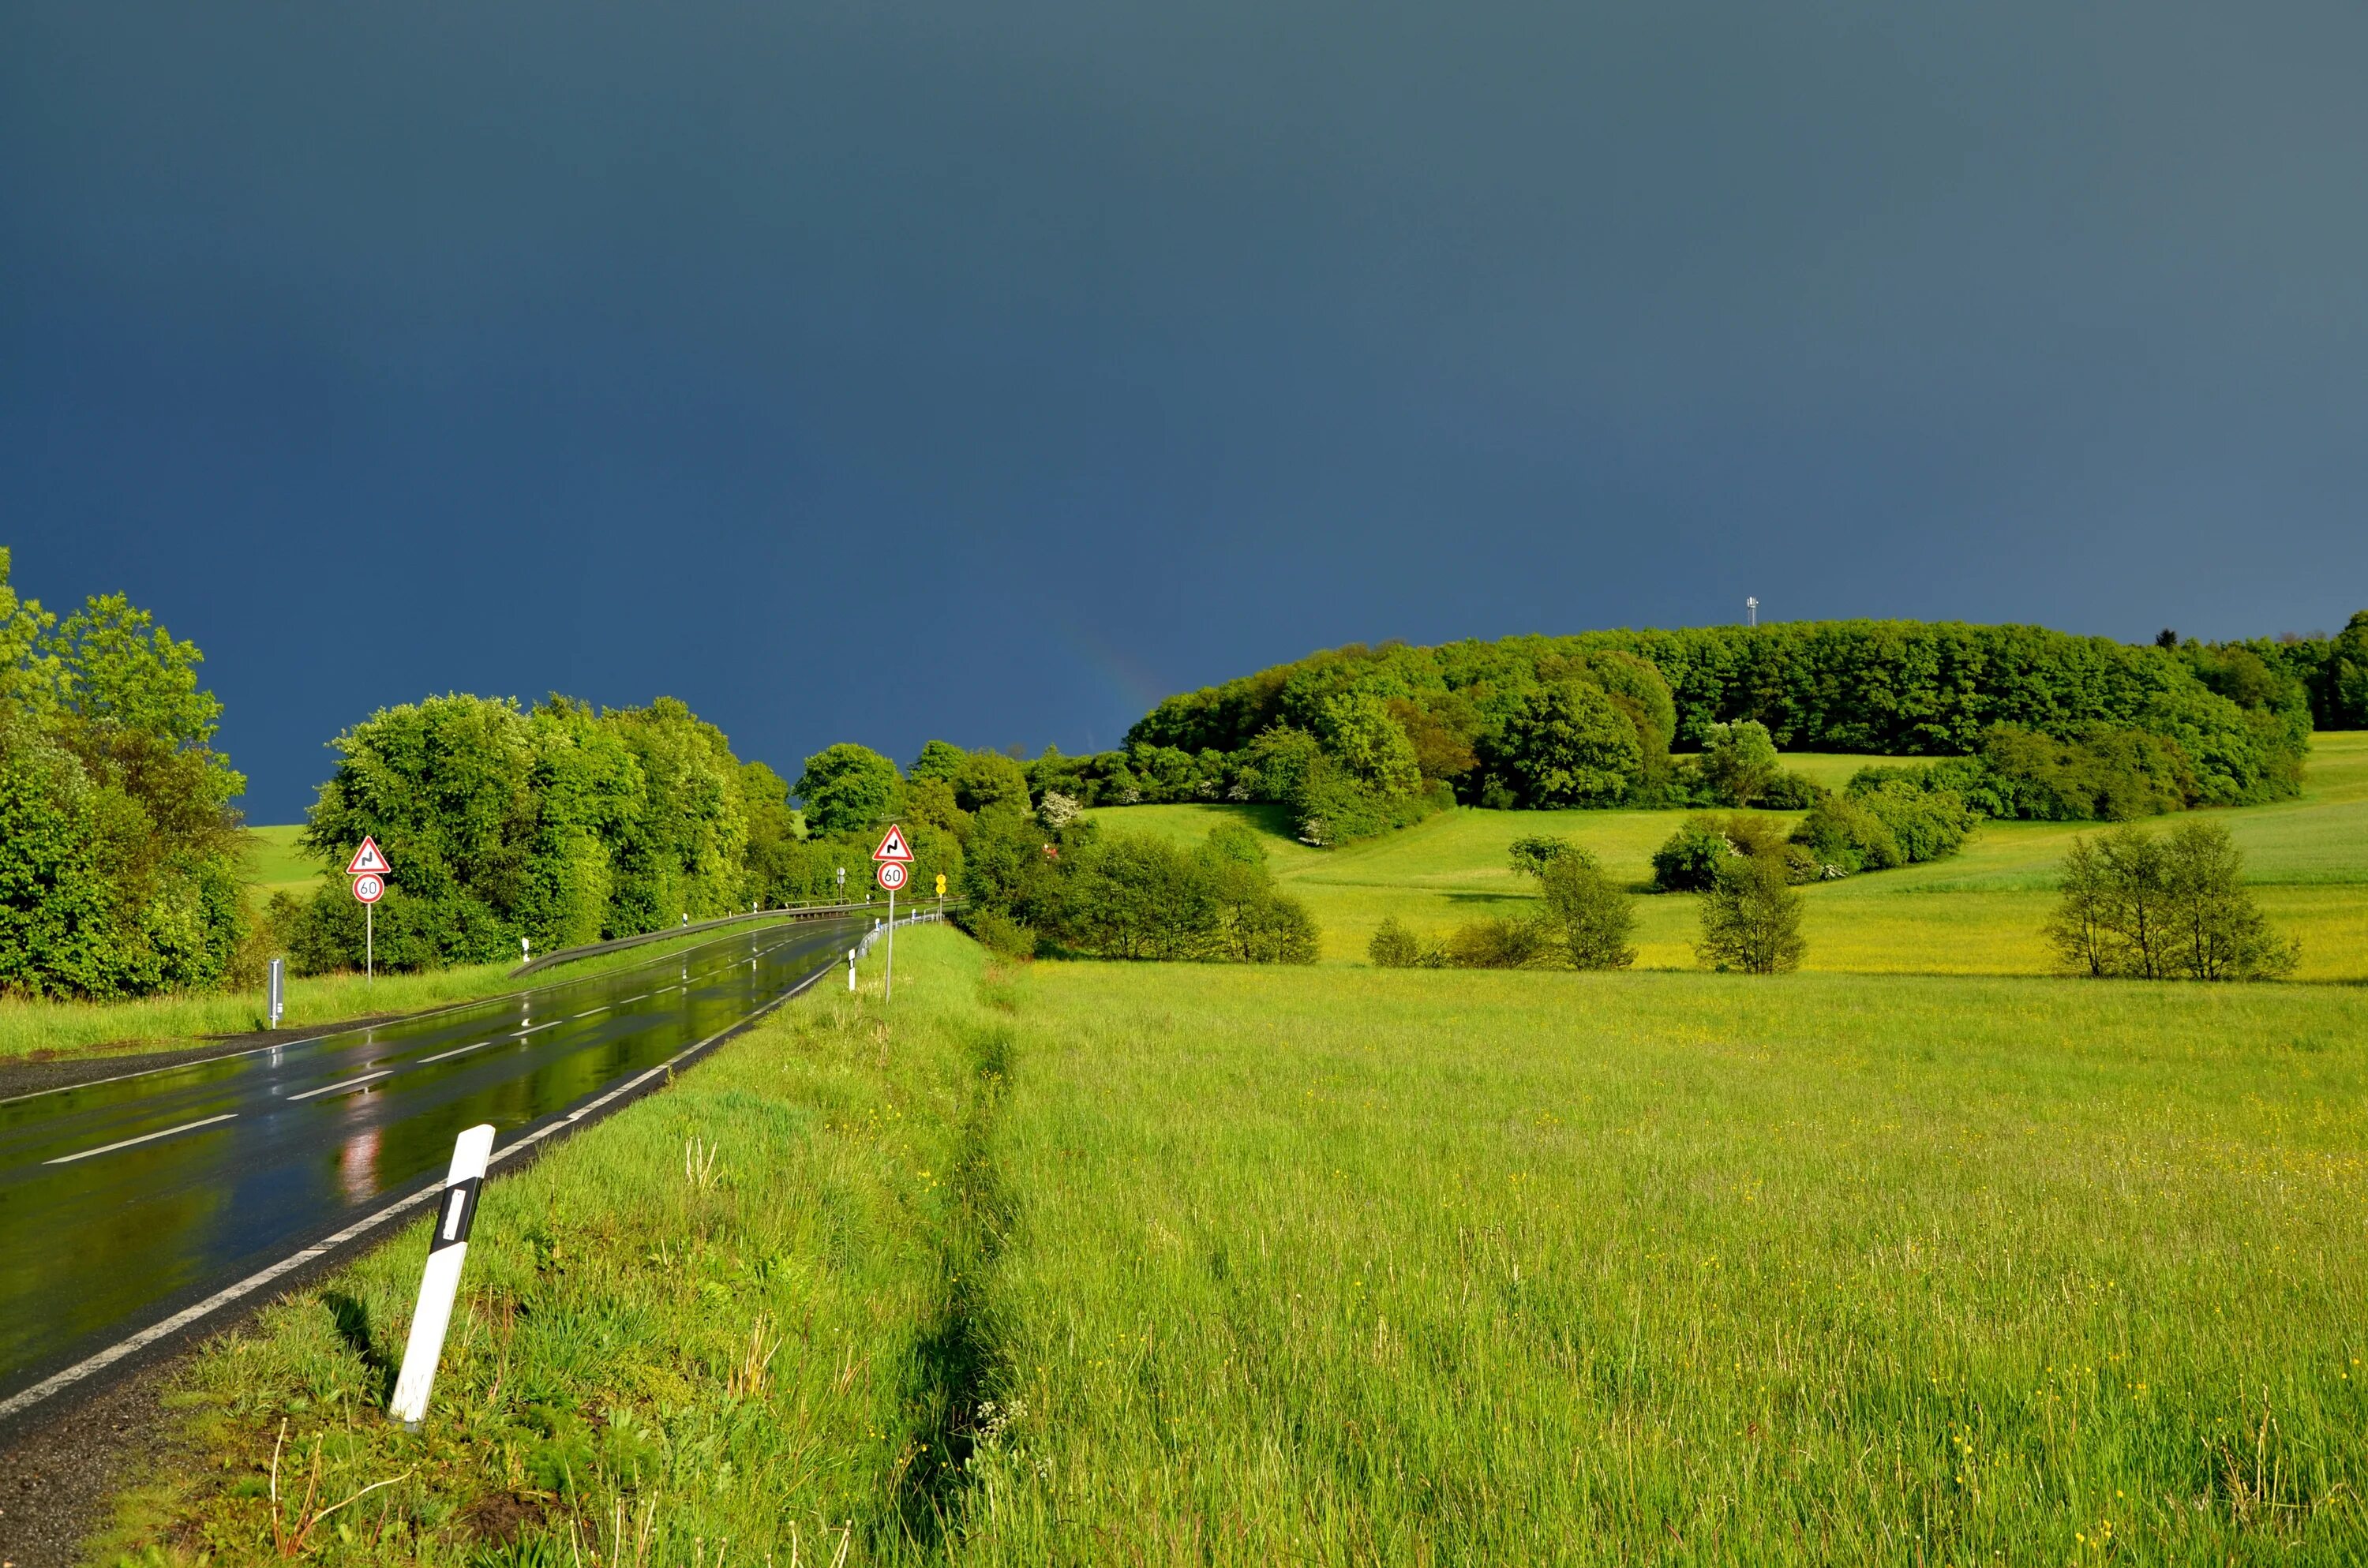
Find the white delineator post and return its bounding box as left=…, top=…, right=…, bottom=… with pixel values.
left=388, top=1123, right=496, bottom=1429
left=847, top=947, right=856, bottom=991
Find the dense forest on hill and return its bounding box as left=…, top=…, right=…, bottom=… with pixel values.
left=1022, top=616, right=2363, bottom=846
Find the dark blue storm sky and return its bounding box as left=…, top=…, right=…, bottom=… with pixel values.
left=4, top=2, right=2364, bottom=820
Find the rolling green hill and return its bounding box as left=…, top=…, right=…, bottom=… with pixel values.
left=1086, top=733, right=2368, bottom=980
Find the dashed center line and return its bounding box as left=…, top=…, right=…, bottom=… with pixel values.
left=286, top=1071, right=392, bottom=1102
left=46, top=1113, right=239, bottom=1166
left=420, top=1040, right=493, bottom=1065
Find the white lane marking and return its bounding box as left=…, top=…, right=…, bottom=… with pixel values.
left=0, top=938, right=847, bottom=1426
left=419, top=1040, right=493, bottom=1065
left=286, top=1071, right=392, bottom=1102
left=515, top=1019, right=564, bottom=1037
left=44, top=1113, right=238, bottom=1166
left=571, top=1009, right=606, bottom=1021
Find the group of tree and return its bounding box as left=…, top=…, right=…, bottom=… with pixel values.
left=0, top=552, right=254, bottom=998
left=273, top=693, right=803, bottom=975
left=2047, top=821, right=2296, bottom=981
left=955, top=811, right=1317, bottom=964
left=2191, top=614, right=2368, bottom=733
left=1370, top=829, right=1807, bottom=974
left=1650, top=754, right=1979, bottom=891
left=1105, top=617, right=2332, bottom=847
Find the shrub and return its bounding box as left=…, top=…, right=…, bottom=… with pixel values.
left=1534, top=851, right=1635, bottom=969
left=1695, top=855, right=1806, bottom=975
left=1792, top=795, right=1898, bottom=874
left=1651, top=816, right=1734, bottom=892
left=1369, top=917, right=1421, bottom=967
left=1444, top=916, right=1550, bottom=969
left=1367, top=916, right=1445, bottom=969
left=1842, top=773, right=1976, bottom=863
left=1032, top=826, right=1316, bottom=964
left=1506, top=835, right=1579, bottom=876
left=966, top=907, right=1039, bottom=962
left=1755, top=771, right=1827, bottom=810
left=2047, top=821, right=2295, bottom=981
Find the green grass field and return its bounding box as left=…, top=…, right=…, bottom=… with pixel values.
left=242, top=822, right=321, bottom=907
left=1085, top=733, right=2368, bottom=981
left=97, top=928, right=2368, bottom=1563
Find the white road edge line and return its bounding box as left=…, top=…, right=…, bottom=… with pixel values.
left=285, top=1070, right=392, bottom=1102
left=0, top=928, right=843, bottom=1427
left=44, top=1113, right=239, bottom=1166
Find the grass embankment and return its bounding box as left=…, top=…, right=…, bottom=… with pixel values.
left=1085, top=733, right=2368, bottom=979
left=100, top=930, right=2368, bottom=1562
left=0, top=927, right=789, bottom=1066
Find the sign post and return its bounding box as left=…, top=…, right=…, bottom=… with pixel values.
left=346, top=838, right=392, bottom=983
left=268, top=957, right=284, bottom=1028
left=872, top=825, right=914, bottom=1001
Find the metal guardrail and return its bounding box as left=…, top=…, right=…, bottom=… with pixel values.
left=508, top=897, right=965, bottom=979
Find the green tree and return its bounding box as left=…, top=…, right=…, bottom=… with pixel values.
left=602, top=698, right=748, bottom=931
left=0, top=722, right=124, bottom=996
left=1315, top=692, right=1422, bottom=798
left=2331, top=611, right=2368, bottom=728
left=736, top=759, right=804, bottom=909
left=297, top=694, right=541, bottom=968
left=1695, top=855, right=1806, bottom=974
left=1534, top=850, right=1636, bottom=970
left=794, top=743, right=902, bottom=836
left=1698, top=720, right=1781, bottom=806
left=1497, top=679, right=1643, bottom=806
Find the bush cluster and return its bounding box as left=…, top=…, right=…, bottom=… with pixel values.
left=956, top=815, right=1317, bottom=964
left=2047, top=821, right=2296, bottom=981
left=0, top=552, right=256, bottom=998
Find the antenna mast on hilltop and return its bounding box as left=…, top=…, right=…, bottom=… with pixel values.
left=1746, top=597, right=1759, bottom=627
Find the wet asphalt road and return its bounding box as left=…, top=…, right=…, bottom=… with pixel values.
left=0, top=915, right=867, bottom=1414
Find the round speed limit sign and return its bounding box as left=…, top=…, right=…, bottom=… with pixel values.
left=352, top=872, right=385, bottom=904
left=875, top=860, right=908, bottom=893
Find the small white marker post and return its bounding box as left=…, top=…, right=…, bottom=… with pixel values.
left=847, top=948, right=856, bottom=991
left=267, top=957, right=284, bottom=1029
left=388, top=1123, right=495, bottom=1430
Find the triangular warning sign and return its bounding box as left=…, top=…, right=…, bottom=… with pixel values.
left=872, top=824, right=914, bottom=863
left=345, top=836, right=392, bottom=876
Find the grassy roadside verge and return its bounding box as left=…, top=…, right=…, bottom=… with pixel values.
left=92, top=926, right=1006, bottom=1565
left=0, top=926, right=809, bottom=1066
left=94, top=937, right=2368, bottom=1562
